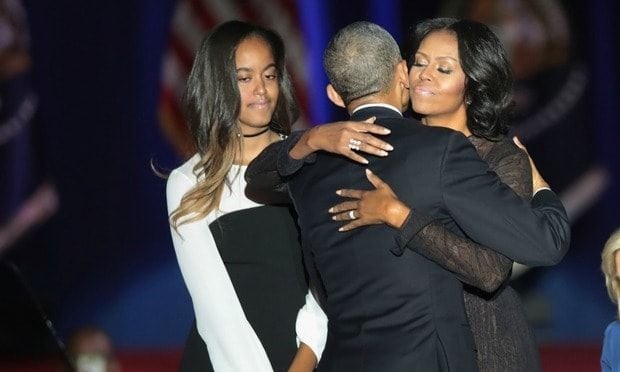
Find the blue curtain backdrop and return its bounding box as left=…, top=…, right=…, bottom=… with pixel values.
left=1, top=0, right=616, bottom=349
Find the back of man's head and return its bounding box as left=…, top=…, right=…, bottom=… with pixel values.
left=323, top=22, right=402, bottom=106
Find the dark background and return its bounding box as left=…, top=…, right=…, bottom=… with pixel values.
left=0, top=0, right=618, bottom=353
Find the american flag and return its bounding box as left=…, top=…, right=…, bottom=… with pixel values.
left=159, top=0, right=310, bottom=157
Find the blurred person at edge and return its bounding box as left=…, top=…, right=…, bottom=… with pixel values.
left=601, top=228, right=620, bottom=371
left=66, top=327, right=120, bottom=372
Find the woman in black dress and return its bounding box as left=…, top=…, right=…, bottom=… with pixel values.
left=329, top=18, right=546, bottom=371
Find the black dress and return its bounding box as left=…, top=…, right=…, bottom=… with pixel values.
left=180, top=205, right=308, bottom=372
left=403, top=136, right=540, bottom=371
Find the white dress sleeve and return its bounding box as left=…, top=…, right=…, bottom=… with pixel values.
left=166, top=170, right=273, bottom=372
left=295, top=289, right=328, bottom=362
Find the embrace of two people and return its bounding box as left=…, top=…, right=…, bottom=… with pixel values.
left=246, top=20, right=569, bottom=372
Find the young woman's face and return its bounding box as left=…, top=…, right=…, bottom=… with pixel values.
left=235, top=37, right=279, bottom=133
left=409, top=30, right=468, bottom=131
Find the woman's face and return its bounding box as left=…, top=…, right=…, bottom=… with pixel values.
left=235, top=37, right=279, bottom=134
left=409, top=30, right=468, bottom=133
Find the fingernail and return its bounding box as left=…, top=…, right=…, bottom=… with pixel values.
left=332, top=216, right=338, bottom=220
left=328, top=207, right=334, bottom=213
left=385, top=144, right=394, bottom=151
left=362, top=159, right=369, bottom=164
left=366, top=169, right=373, bottom=175
left=383, top=128, right=391, bottom=133
left=379, top=150, right=388, bottom=156
left=336, top=190, right=342, bottom=195
left=338, top=227, right=344, bottom=231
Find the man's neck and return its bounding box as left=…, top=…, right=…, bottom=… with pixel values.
left=346, top=95, right=403, bottom=115
left=352, top=103, right=402, bottom=116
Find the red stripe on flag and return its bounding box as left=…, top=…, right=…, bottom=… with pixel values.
left=160, top=86, right=186, bottom=132
left=235, top=0, right=261, bottom=22
left=169, top=34, right=195, bottom=74
left=279, top=0, right=303, bottom=29
left=289, top=71, right=310, bottom=120
left=160, top=86, right=196, bottom=156
left=187, top=0, right=218, bottom=30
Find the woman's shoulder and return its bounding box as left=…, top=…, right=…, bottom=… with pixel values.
left=605, top=320, right=620, bottom=337
left=603, top=320, right=620, bottom=368
left=172, top=153, right=201, bottom=177
left=169, top=153, right=201, bottom=181
left=167, top=153, right=201, bottom=194
left=469, top=134, right=515, bottom=149
left=481, top=136, right=528, bottom=165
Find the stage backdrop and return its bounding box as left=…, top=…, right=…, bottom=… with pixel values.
left=0, top=0, right=616, bottom=353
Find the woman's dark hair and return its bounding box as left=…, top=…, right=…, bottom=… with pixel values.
left=406, top=18, right=514, bottom=140
left=184, top=20, right=299, bottom=153
left=171, top=20, right=299, bottom=228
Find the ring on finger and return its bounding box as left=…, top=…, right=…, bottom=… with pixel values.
left=348, top=138, right=362, bottom=151
left=348, top=210, right=357, bottom=220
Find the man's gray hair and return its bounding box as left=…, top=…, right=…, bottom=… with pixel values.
left=323, top=21, right=402, bottom=105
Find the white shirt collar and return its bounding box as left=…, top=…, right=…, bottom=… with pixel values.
left=352, top=103, right=403, bottom=117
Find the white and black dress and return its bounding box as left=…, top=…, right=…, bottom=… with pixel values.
left=166, top=155, right=310, bottom=372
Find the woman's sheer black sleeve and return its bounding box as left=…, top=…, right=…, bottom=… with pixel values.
left=396, top=141, right=532, bottom=293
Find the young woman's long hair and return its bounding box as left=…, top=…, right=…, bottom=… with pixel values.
left=170, top=20, right=299, bottom=228
left=602, top=229, right=620, bottom=318
left=406, top=18, right=514, bottom=141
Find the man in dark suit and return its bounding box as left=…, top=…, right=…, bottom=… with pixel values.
left=248, top=22, right=569, bottom=371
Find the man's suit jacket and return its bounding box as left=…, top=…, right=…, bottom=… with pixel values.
left=247, top=106, right=569, bottom=372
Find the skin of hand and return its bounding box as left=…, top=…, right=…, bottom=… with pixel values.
left=329, top=169, right=411, bottom=231
left=288, top=343, right=317, bottom=372
left=512, top=136, right=550, bottom=192
left=289, top=117, right=394, bottom=164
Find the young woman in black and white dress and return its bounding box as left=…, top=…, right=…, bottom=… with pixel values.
left=166, top=21, right=325, bottom=372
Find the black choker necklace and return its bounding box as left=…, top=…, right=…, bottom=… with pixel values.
left=242, top=127, right=270, bottom=138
